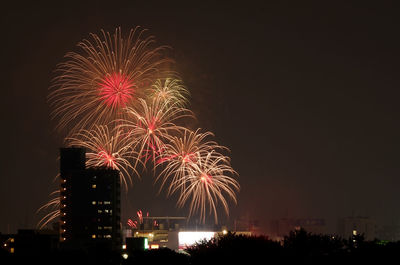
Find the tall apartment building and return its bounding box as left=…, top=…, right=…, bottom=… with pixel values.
left=60, top=148, right=121, bottom=250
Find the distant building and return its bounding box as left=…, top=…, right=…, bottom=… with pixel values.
left=123, top=216, right=187, bottom=250
left=121, top=216, right=251, bottom=251
left=0, top=229, right=58, bottom=255
left=337, top=216, right=376, bottom=241
left=60, top=148, right=121, bottom=250
left=270, top=218, right=326, bottom=238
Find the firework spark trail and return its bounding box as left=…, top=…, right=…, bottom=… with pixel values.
left=155, top=128, right=226, bottom=197
left=120, top=97, right=193, bottom=168
left=174, top=151, right=240, bottom=224
left=147, top=78, right=190, bottom=108
left=65, top=124, right=140, bottom=190
left=127, top=218, right=137, bottom=228
left=48, top=27, right=172, bottom=136
left=36, top=190, right=61, bottom=229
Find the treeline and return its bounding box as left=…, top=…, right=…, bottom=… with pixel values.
left=124, top=229, right=400, bottom=265
left=185, top=229, right=400, bottom=264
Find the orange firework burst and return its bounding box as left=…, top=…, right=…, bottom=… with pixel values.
left=175, top=151, right=240, bottom=224
left=120, top=97, right=193, bottom=167
left=48, top=27, right=171, bottom=136
left=65, top=124, right=139, bottom=189
left=155, top=128, right=224, bottom=196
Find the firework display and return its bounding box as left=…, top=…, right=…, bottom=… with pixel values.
left=40, top=27, right=239, bottom=227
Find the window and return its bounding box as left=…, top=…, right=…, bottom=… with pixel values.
left=92, top=184, right=96, bottom=189
left=104, top=201, right=111, bottom=205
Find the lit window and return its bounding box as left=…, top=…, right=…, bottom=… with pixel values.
left=105, top=209, right=109, bottom=213
left=98, top=210, right=103, bottom=213
left=92, top=201, right=96, bottom=205
left=105, top=235, right=112, bottom=238
left=10, top=248, right=14, bottom=254
left=92, top=235, right=96, bottom=239
left=104, top=201, right=111, bottom=205
left=92, top=184, right=96, bottom=189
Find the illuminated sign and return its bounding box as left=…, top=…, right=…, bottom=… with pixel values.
left=178, top=232, right=215, bottom=249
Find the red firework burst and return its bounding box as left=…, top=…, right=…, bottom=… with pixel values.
left=99, top=72, right=134, bottom=109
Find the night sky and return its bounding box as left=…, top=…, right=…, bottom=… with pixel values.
left=1, top=1, right=400, bottom=234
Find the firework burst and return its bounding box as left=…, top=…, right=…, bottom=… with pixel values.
left=48, top=27, right=171, bottom=136
left=120, top=97, right=193, bottom=167
left=147, top=78, right=189, bottom=107
left=155, top=128, right=224, bottom=196
left=66, top=124, right=139, bottom=189
left=175, top=151, right=240, bottom=224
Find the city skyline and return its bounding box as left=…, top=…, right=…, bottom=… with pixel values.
left=1, top=2, right=400, bottom=235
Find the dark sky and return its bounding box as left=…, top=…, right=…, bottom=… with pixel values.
left=1, top=1, right=400, bottom=234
